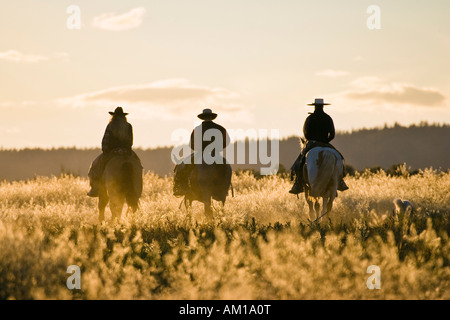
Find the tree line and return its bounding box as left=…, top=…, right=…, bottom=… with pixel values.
left=0, top=123, right=448, bottom=181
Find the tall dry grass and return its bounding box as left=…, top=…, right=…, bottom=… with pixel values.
left=0, top=169, right=449, bottom=299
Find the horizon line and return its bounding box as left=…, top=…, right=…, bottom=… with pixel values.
left=1, top=121, right=448, bottom=152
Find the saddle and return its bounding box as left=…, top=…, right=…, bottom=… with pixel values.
left=109, top=148, right=132, bottom=156
left=106, top=148, right=142, bottom=170
left=173, top=154, right=229, bottom=198
left=305, top=141, right=342, bottom=156
left=290, top=140, right=343, bottom=180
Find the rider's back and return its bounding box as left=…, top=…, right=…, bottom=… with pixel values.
left=303, top=110, right=335, bottom=143
left=190, top=120, right=229, bottom=153
left=102, top=117, right=133, bottom=153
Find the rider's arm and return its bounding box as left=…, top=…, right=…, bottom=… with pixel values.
left=127, top=123, right=133, bottom=149
left=189, top=129, right=195, bottom=151
left=327, top=116, right=335, bottom=142
left=101, top=124, right=112, bottom=153
left=303, top=115, right=312, bottom=140
left=222, top=127, right=230, bottom=149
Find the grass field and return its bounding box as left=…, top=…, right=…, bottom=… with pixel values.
left=0, top=168, right=449, bottom=300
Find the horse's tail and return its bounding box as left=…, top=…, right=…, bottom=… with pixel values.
left=121, top=161, right=140, bottom=208
left=309, top=150, right=337, bottom=197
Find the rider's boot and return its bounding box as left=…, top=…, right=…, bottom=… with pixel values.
left=87, top=153, right=107, bottom=197
left=173, top=181, right=186, bottom=197
left=87, top=180, right=99, bottom=197
left=289, top=176, right=304, bottom=194
left=338, top=179, right=349, bottom=191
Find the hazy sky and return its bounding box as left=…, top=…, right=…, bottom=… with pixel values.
left=0, top=0, right=449, bottom=149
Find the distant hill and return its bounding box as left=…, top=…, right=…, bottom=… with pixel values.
left=0, top=123, right=448, bottom=181
left=0, top=147, right=174, bottom=181
left=332, top=123, right=450, bottom=171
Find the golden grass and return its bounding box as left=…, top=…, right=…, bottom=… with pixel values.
left=0, top=169, right=449, bottom=299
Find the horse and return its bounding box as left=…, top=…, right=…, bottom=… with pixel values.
left=303, top=146, right=343, bottom=222
left=97, top=151, right=143, bottom=222
left=174, top=161, right=232, bottom=220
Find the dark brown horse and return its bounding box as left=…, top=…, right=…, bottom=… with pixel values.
left=175, top=162, right=232, bottom=219
left=98, top=152, right=143, bottom=222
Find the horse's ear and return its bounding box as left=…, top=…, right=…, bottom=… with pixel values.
left=300, top=137, right=306, bottom=148
left=171, top=154, right=181, bottom=165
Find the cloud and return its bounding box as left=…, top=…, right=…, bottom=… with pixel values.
left=92, top=7, right=146, bottom=31
left=80, top=79, right=236, bottom=103
left=345, top=77, right=445, bottom=107
left=58, top=79, right=252, bottom=121
left=0, top=101, right=12, bottom=107
left=0, top=50, right=49, bottom=63
left=0, top=50, right=70, bottom=63
left=51, top=52, right=70, bottom=62
left=0, top=126, right=20, bottom=135
left=316, top=69, right=350, bottom=77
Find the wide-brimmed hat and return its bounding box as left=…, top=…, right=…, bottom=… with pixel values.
left=197, top=108, right=217, bottom=120
left=307, top=98, right=331, bottom=106
left=109, top=107, right=128, bottom=116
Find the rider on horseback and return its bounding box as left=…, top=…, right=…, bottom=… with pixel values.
left=289, top=98, right=349, bottom=194
left=173, top=108, right=230, bottom=196
left=87, top=107, right=141, bottom=197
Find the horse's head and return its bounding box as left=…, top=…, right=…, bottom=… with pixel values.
left=393, top=198, right=414, bottom=215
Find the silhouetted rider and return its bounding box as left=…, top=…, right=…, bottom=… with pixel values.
left=87, top=107, right=141, bottom=197
left=190, top=112, right=229, bottom=156
left=173, top=108, right=230, bottom=196
left=289, top=98, right=348, bottom=194
left=303, top=106, right=335, bottom=143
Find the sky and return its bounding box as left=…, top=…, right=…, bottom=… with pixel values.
left=0, top=0, right=449, bottom=149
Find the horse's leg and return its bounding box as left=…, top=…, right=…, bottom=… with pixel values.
left=315, top=201, right=321, bottom=216
left=126, top=200, right=138, bottom=222
left=183, top=198, right=193, bottom=221
left=128, top=166, right=142, bottom=216
left=305, top=190, right=316, bottom=221
left=321, top=197, right=328, bottom=217
left=110, top=194, right=124, bottom=221
left=204, top=196, right=213, bottom=220
left=327, top=197, right=333, bottom=214
left=184, top=197, right=191, bottom=211
left=127, top=195, right=139, bottom=216
left=98, top=187, right=108, bottom=222
left=320, top=180, right=337, bottom=221
left=130, top=201, right=139, bottom=213
left=315, top=196, right=334, bottom=222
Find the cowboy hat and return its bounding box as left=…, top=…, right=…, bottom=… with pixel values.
left=307, top=98, right=331, bottom=106
left=109, top=107, right=129, bottom=116
left=197, top=108, right=217, bottom=120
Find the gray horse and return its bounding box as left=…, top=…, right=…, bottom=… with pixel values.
left=98, top=151, right=143, bottom=222
left=303, top=146, right=343, bottom=222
